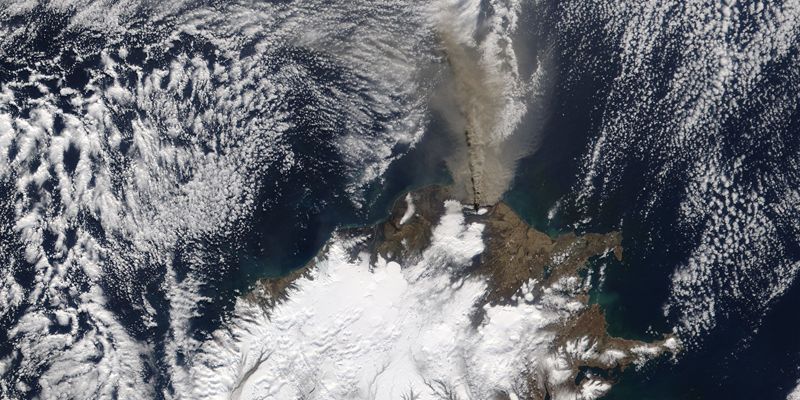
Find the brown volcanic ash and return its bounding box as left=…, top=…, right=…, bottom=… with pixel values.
left=434, top=25, right=545, bottom=208
left=439, top=30, right=505, bottom=208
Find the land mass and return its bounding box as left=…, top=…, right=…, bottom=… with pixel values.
left=247, top=185, right=676, bottom=399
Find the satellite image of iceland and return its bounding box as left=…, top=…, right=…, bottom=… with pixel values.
left=1, top=0, right=799, bottom=399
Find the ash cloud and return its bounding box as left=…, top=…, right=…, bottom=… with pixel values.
left=429, top=0, right=551, bottom=207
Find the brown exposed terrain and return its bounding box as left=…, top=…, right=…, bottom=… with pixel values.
left=480, top=202, right=623, bottom=303
left=375, top=187, right=452, bottom=262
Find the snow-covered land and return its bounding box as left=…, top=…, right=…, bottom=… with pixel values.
left=189, top=199, right=675, bottom=400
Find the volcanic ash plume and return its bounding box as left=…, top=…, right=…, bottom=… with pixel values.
left=431, top=0, right=548, bottom=207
